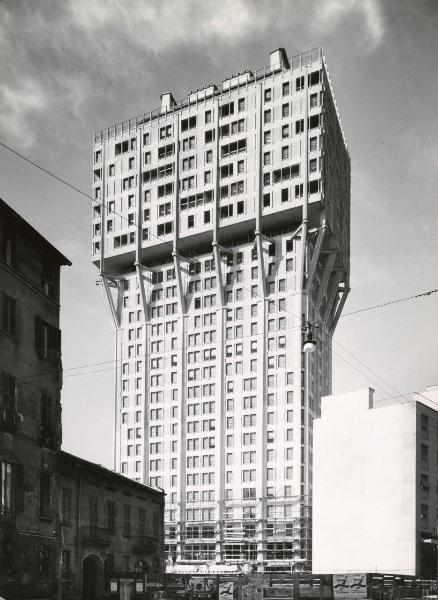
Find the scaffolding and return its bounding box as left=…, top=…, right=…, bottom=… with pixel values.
left=163, top=496, right=311, bottom=571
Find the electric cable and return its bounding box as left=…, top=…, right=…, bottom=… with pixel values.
left=2, top=140, right=436, bottom=409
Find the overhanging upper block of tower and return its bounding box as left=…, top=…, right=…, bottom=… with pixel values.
left=92, top=46, right=350, bottom=280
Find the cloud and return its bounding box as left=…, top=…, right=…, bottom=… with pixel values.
left=0, top=0, right=273, bottom=149
left=66, top=0, right=267, bottom=51
left=313, top=0, right=385, bottom=50
left=0, top=78, right=47, bottom=148
left=0, top=0, right=386, bottom=151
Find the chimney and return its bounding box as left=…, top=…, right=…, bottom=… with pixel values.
left=160, top=92, right=176, bottom=111
left=270, top=48, right=290, bottom=71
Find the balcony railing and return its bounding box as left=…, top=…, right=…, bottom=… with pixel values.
left=131, top=535, right=159, bottom=553
left=81, top=525, right=113, bottom=548
left=0, top=409, right=17, bottom=433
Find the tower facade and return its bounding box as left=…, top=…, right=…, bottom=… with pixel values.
left=92, top=47, right=350, bottom=572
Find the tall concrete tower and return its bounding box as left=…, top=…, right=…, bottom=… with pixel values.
left=92, top=47, right=350, bottom=573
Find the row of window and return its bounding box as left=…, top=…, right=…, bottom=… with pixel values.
left=100, top=181, right=318, bottom=252
left=97, top=126, right=319, bottom=203
left=1, top=294, right=61, bottom=363
left=163, top=484, right=301, bottom=509
left=99, top=72, right=322, bottom=164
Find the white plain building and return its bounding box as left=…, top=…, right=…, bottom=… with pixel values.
left=313, top=386, right=438, bottom=578
left=92, top=47, right=350, bottom=572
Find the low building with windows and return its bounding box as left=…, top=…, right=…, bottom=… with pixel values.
left=313, top=386, right=438, bottom=578
left=58, top=451, right=164, bottom=600
left=0, top=198, right=165, bottom=599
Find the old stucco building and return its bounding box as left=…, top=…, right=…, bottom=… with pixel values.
left=0, top=198, right=164, bottom=600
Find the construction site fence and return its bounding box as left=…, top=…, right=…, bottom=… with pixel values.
left=158, top=573, right=438, bottom=600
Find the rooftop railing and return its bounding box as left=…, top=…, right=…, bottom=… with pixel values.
left=94, top=48, right=323, bottom=144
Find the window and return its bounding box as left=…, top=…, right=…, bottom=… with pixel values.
left=309, top=114, right=320, bottom=129
left=123, top=555, right=130, bottom=572
left=264, top=88, right=272, bottom=102
left=40, top=472, right=51, bottom=518
left=421, top=473, right=430, bottom=490
left=60, top=488, right=72, bottom=525
left=39, top=543, right=53, bottom=580
left=1, top=460, right=15, bottom=515
left=1, top=371, right=16, bottom=422
left=296, top=75, right=304, bottom=91
left=282, top=103, right=290, bottom=118
left=35, top=317, right=61, bottom=362
left=181, top=116, right=197, bottom=132
left=310, top=136, right=318, bottom=151
left=157, top=221, right=173, bottom=236
left=309, top=70, right=321, bottom=86
left=282, top=82, right=290, bottom=96
left=61, top=549, right=71, bottom=579
left=295, top=119, right=304, bottom=134
left=158, top=143, right=174, bottom=159
left=105, top=500, right=116, bottom=531
left=295, top=183, right=303, bottom=199
left=1, top=292, right=16, bottom=337
left=221, top=139, right=247, bottom=158
left=421, top=414, right=429, bottom=435
left=421, top=443, right=429, bottom=464
left=160, top=124, right=172, bottom=139
left=123, top=504, right=131, bottom=536
left=205, top=129, right=215, bottom=144
left=309, top=179, right=320, bottom=194
left=219, top=101, right=234, bottom=118
left=205, top=110, right=212, bottom=124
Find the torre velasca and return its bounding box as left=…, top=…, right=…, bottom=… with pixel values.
left=91, top=47, right=350, bottom=573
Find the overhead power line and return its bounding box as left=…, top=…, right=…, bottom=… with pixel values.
left=0, top=140, right=199, bottom=265
left=1, top=141, right=435, bottom=410
left=340, top=289, right=438, bottom=318
left=14, top=286, right=437, bottom=387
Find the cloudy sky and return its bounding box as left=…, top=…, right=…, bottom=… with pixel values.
left=1, top=0, right=437, bottom=468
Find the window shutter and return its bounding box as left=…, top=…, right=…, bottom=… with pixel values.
left=49, top=326, right=61, bottom=356
left=10, top=297, right=17, bottom=337
left=1, top=292, right=5, bottom=331
left=15, top=463, right=25, bottom=512
left=35, top=316, right=43, bottom=356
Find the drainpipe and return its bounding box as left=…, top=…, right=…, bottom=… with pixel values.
left=76, top=471, right=81, bottom=597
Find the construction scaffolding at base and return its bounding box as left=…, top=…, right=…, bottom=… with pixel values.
left=164, top=496, right=311, bottom=571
